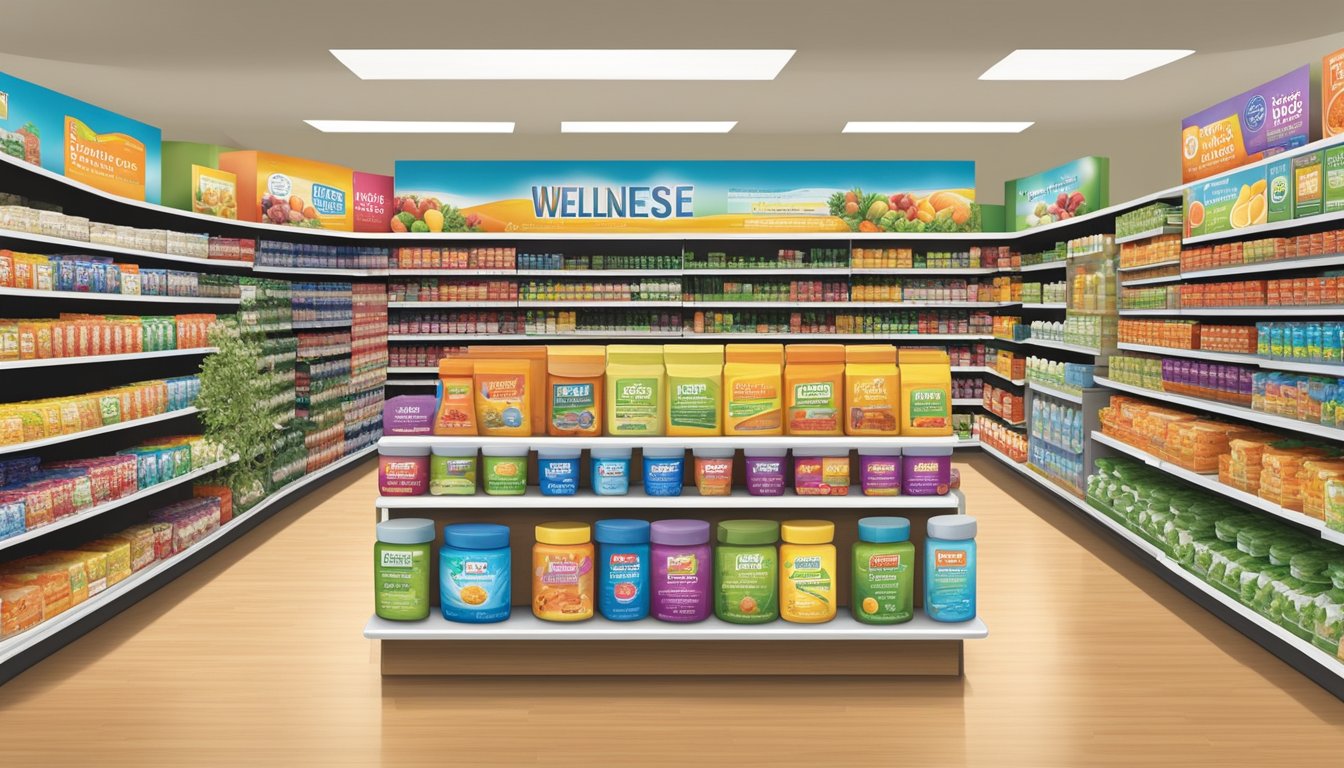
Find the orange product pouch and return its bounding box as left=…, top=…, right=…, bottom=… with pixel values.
left=433, top=359, right=477, bottom=435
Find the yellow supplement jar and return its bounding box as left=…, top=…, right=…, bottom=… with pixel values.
left=533, top=522, right=595, bottom=622
left=779, top=519, right=837, bottom=623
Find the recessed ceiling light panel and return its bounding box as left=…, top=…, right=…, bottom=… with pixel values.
left=331, top=49, right=795, bottom=80
left=561, top=121, right=737, bottom=133
left=842, top=121, right=1034, bottom=134
left=980, top=49, right=1194, bottom=81
left=305, top=120, right=515, bottom=133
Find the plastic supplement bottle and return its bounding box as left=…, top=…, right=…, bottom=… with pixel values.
left=595, top=519, right=651, bottom=621
left=650, top=519, right=712, bottom=622
left=924, top=515, right=977, bottom=622
left=374, top=518, right=435, bottom=621
left=852, top=516, right=915, bottom=624
left=714, top=519, right=779, bottom=624
left=533, top=522, right=595, bottom=622
left=779, top=519, right=837, bottom=624
left=439, top=523, right=511, bottom=624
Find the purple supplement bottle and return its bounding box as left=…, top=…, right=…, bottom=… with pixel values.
left=650, top=519, right=712, bottom=622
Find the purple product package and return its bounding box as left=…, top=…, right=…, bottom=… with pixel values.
left=901, top=449, right=951, bottom=496
left=858, top=453, right=902, bottom=496
left=744, top=456, right=786, bottom=496
left=1181, top=66, right=1314, bottom=183
left=650, top=519, right=712, bottom=622
left=382, top=395, right=436, bottom=435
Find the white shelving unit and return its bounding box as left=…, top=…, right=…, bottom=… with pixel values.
left=0, top=347, right=216, bottom=371
left=517, top=300, right=682, bottom=308
left=1026, top=381, right=1084, bottom=404
left=1016, top=261, right=1068, bottom=273
left=0, top=227, right=253, bottom=269
left=365, top=611, right=987, bottom=642
left=377, top=487, right=964, bottom=514
left=1119, top=306, right=1344, bottom=317
left=1120, top=273, right=1182, bottom=287
left=379, top=434, right=959, bottom=451
left=1114, top=343, right=1344, bottom=376
left=0, top=287, right=240, bottom=305
left=252, top=265, right=387, bottom=277
left=850, top=267, right=997, bottom=275
left=388, top=300, right=517, bottom=309
left=1022, top=338, right=1102, bottom=356
left=1118, top=258, right=1180, bottom=272
left=0, top=407, right=201, bottom=457
left=1115, top=227, right=1182, bottom=245
left=1183, top=210, right=1344, bottom=245
left=518, top=269, right=684, bottom=277
left=0, top=458, right=235, bottom=552
left=952, top=398, right=983, bottom=407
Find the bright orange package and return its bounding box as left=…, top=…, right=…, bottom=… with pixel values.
left=433, top=358, right=477, bottom=435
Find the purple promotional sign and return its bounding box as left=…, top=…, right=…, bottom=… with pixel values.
left=1181, top=66, right=1313, bottom=183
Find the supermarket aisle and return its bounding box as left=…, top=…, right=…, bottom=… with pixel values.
left=0, top=454, right=1340, bottom=767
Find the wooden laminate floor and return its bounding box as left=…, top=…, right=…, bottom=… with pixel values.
left=1, top=454, right=1341, bottom=766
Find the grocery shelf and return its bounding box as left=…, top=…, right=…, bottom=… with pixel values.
left=387, top=333, right=680, bottom=342
left=982, top=411, right=1025, bottom=429
left=1115, top=228, right=1183, bottom=245
left=1117, top=309, right=1181, bottom=316
left=1183, top=253, right=1344, bottom=280
left=968, top=366, right=1025, bottom=386
left=386, top=366, right=437, bottom=374
left=517, top=269, right=684, bottom=277
left=1324, top=529, right=1344, bottom=547
left=1016, top=261, right=1068, bottom=273
left=1022, top=302, right=1068, bottom=310
left=387, top=269, right=519, bottom=277
left=0, top=286, right=240, bottom=305
left=952, top=398, right=983, bottom=407
left=954, top=436, right=980, bottom=448
left=0, top=407, right=201, bottom=456
left=1021, top=338, right=1102, bottom=356
left=0, top=227, right=253, bottom=269
left=364, top=610, right=987, bottom=642
left=292, top=319, right=353, bottom=329
left=0, top=347, right=216, bottom=371
left=1182, top=210, right=1344, bottom=245
left=517, top=300, right=682, bottom=308
left=385, top=378, right=436, bottom=387
left=0, top=458, right=236, bottom=553
left=1089, top=431, right=1329, bottom=534
left=388, top=301, right=517, bottom=308
left=252, top=265, right=388, bottom=277
left=1117, top=258, right=1181, bottom=272
left=1093, top=376, right=1344, bottom=443
left=376, top=487, right=963, bottom=513
left=379, top=434, right=959, bottom=451
left=1120, top=273, right=1182, bottom=287
left=0, top=444, right=376, bottom=672
left=1122, top=306, right=1344, bottom=317
left=696, top=268, right=851, bottom=276
left=849, top=267, right=998, bottom=276
left=1027, top=381, right=1084, bottom=404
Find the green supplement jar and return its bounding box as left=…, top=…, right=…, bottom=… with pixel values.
left=852, top=516, right=915, bottom=624
left=375, top=518, right=435, bottom=621
left=714, top=519, right=779, bottom=624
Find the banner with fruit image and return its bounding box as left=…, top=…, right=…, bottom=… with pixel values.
left=1184, top=165, right=1268, bottom=237
left=392, top=160, right=977, bottom=234
left=219, top=150, right=355, bottom=230
left=1005, top=156, right=1109, bottom=231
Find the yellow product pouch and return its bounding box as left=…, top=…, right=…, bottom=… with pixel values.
left=605, top=344, right=665, bottom=436
left=898, top=348, right=952, bottom=436
left=468, top=345, right=548, bottom=435
left=844, top=345, right=900, bottom=436
left=664, top=344, right=723, bottom=436
left=784, top=344, right=845, bottom=436
left=472, top=360, right=532, bottom=437
left=723, top=344, right=784, bottom=436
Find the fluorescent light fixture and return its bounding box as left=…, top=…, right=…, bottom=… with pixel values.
left=842, top=121, right=1033, bottom=134
left=562, top=121, right=737, bottom=134
left=305, top=120, right=515, bottom=133
left=980, top=49, right=1194, bottom=80
left=330, top=49, right=795, bottom=80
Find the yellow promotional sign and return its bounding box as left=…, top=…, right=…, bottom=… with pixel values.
left=191, top=164, right=238, bottom=219
left=63, top=117, right=148, bottom=201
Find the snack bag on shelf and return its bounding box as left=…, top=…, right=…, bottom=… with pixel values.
left=664, top=344, right=722, bottom=437
left=723, top=344, right=783, bottom=436
left=783, top=344, right=844, bottom=436
left=433, top=359, right=477, bottom=436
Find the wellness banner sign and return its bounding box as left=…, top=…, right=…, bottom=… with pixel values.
left=0, top=70, right=162, bottom=203
left=392, top=160, right=978, bottom=234
left=1181, top=66, right=1313, bottom=184
left=1004, top=156, right=1109, bottom=231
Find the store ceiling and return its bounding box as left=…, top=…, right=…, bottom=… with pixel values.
left=1, top=1, right=1342, bottom=202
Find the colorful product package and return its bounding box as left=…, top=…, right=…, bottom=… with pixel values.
left=693, top=447, right=735, bottom=496
left=845, top=345, right=900, bottom=436
left=794, top=453, right=850, bottom=496
left=383, top=395, right=437, bottom=436
left=898, top=349, right=952, bottom=436
left=546, top=345, right=604, bottom=437
left=902, top=448, right=952, bottom=495
left=605, top=344, right=665, bottom=436
left=0, top=583, right=42, bottom=637
left=858, top=449, right=902, bottom=496
left=430, top=448, right=478, bottom=496
left=744, top=446, right=787, bottom=497
left=468, top=345, right=547, bottom=435
left=434, top=359, right=478, bottom=435
left=784, top=344, right=845, bottom=436
left=723, top=343, right=783, bottom=436
left=664, top=344, right=723, bottom=436
left=76, top=538, right=132, bottom=586
left=483, top=447, right=528, bottom=496
left=472, top=360, right=532, bottom=437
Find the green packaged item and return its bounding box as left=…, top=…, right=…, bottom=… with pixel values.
left=374, top=518, right=434, bottom=621
left=482, top=448, right=528, bottom=496
left=430, top=447, right=477, bottom=496
left=852, top=517, right=915, bottom=625
left=714, top=519, right=779, bottom=624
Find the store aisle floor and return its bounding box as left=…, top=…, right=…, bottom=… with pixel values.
left=1, top=454, right=1341, bottom=766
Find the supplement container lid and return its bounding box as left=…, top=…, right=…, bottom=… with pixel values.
left=377, top=518, right=435, bottom=545
left=482, top=444, right=530, bottom=457
left=717, top=519, right=779, bottom=546
left=857, top=447, right=902, bottom=457
left=595, top=519, right=651, bottom=545
left=792, top=446, right=846, bottom=458
left=642, top=446, right=686, bottom=459
left=743, top=446, right=788, bottom=458
left=590, top=446, right=634, bottom=460
left=928, top=515, right=977, bottom=540
left=536, top=447, right=581, bottom=460
left=431, top=445, right=477, bottom=457
left=445, top=523, right=510, bottom=550
left=536, top=521, right=591, bottom=545
left=858, top=516, right=911, bottom=543
left=780, top=519, right=835, bottom=544
left=903, top=447, right=953, bottom=458
left=692, top=447, right=736, bottom=459
left=650, top=519, right=711, bottom=546
left=379, top=445, right=431, bottom=457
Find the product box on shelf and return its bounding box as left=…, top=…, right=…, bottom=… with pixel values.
left=1293, top=151, right=1324, bottom=219
left=1185, top=166, right=1267, bottom=237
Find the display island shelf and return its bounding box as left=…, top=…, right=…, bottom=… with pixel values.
left=377, top=487, right=966, bottom=515
left=379, top=434, right=960, bottom=451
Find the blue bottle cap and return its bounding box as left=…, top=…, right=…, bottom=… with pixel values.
left=444, top=523, right=510, bottom=550
left=857, top=516, right=911, bottom=543
left=594, top=518, right=651, bottom=545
